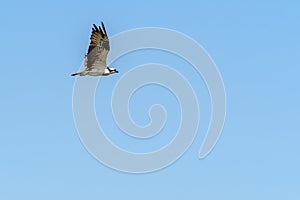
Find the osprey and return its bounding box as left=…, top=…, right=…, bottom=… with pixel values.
left=71, top=21, right=118, bottom=76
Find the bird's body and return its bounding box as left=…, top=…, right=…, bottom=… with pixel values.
left=72, top=22, right=118, bottom=76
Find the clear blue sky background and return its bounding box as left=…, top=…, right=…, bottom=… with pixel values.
left=1, top=0, right=299, bottom=199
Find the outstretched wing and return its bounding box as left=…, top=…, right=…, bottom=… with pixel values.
left=85, top=22, right=110, bottom=69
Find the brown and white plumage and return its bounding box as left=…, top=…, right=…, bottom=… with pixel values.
left=72, top=21, right=118, bottom=76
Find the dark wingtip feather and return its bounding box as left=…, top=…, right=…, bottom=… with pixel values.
left=101, top=21, right=107, bottom=35
left=98, top=26, right=104, bottom=37
left=93, top=24, right=99, bottom=32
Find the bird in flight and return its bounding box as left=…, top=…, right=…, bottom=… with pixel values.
left=72, top=21, right=118, bottom=76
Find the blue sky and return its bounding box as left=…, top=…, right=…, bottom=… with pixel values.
left=1, top=0, right=300, bottom=199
